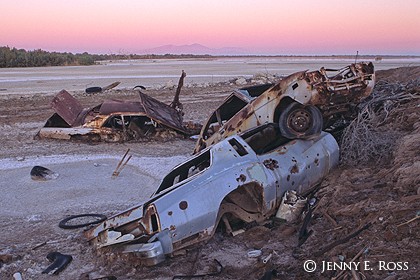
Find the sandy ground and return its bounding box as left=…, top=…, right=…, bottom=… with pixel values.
left=0, top=63, right=419, bottom=280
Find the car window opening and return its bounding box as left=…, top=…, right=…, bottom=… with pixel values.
left=155, top=151, right=211, bottom=194
left=241, top=123, right=288, bottom=155
left=239, top=83, right=274, bottom=97
left=203, top=95, right=248, bottom=139
left=228, top=138, right=248, bottom=156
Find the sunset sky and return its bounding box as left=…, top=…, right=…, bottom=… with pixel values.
left=1, top=0, right=419, bottom=55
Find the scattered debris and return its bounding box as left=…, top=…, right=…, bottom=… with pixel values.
left=247, top=250, right=262, bottom=258
left=275, top=190, right=307, bottom=222
left=396, top=211, right=420, bottom=227
left=193, top=62, right=375, bottom=153
left=331, top=246, right=368, bottom=280
left=12, top=272, right=23, bottom=280
left=85, top=124, right=339, bottom=265
left=112, top=148, right=132, bottom=178
left=170, top=70, right=186, bottom=113
left=297, top=206, right=313, bottom=247
left=262, top=253, right=272, bottom=264
left=42, top=252, right=73, bottom=275
left=30, top=165, right=59, bottom=181
left=85, top=82, right=121, bottom=94
left=58, top=214, right=107, bottom=229
left=36, top=72, right=201, bottom=142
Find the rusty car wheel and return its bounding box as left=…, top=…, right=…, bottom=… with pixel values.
left=279, top=103, right=323, bottom=139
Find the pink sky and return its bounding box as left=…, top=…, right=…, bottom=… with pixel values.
left=1, top=0, right=419, bottom=55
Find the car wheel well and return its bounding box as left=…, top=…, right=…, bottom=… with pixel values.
left=216, top=182, right=266, bottom=233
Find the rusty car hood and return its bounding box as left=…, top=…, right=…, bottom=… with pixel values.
left=50, top=90, right=84, bottom=127
left=139, top=92, right=186, bottom=134
left=45, top=90, right=187, bottom=133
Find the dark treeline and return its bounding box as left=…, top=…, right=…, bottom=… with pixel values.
left=0, top=46, right=103, bottom=67
left=0, top=46, right=212, bottom=68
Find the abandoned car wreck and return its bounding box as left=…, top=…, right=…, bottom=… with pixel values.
left=193, top=62, right=375, bottom=153
left=86, top=123, right=339, bottom=266
left=36, top=89, right=198, bottom=142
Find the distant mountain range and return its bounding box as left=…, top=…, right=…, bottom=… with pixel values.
left=139, top=44, right=248, bottom=55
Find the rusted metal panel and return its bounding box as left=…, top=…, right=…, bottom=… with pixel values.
left=38, top=89, right=196, bottom=142
left=50, top=90, right=83, bottom=127
left=139, top=92, right=187, bottom=133
left=99, top=100, right=146, bottom=115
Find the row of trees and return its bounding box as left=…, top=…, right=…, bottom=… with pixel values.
left=0, top=46, right=213, bottom=68
left=0, top=46, right=102, bottom=67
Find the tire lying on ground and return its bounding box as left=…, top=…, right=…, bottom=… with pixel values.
left=85, top=86, right=102, bottom=94
left=30, top=166, right=59, bottom=181
left=59, top=214, right=107, bottom=229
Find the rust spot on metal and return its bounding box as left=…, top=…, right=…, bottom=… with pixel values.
left=240, top=108, right=250, bottom=119
left=263, top=159, right=279, bottom=170
left=170, top=225, right=176, bottom=231
left=314, top=158, right=319, bottom=166
left=236, top=174, right=247, bottom=183
left=290, top=164, right=299, bottom=174
left=179, top=201, right=188, bottom=210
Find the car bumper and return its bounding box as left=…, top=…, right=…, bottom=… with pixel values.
left=122, top=241, right=165, bottom=266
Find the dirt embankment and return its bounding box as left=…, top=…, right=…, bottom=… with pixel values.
left=0, top=67, right=419, bottom=280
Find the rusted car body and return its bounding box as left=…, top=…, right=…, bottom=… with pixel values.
left=36, top=90, right=196, bottom=142
left=86, top=124, right=339, bottom=265
left=193, top=62, right=375, bottom=153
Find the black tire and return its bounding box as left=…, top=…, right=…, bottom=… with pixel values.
left=85, top=87, right=102, bottom=94
left=278, top=103, right=323, bottom=139
left=58, top=214, right=107, bottom=229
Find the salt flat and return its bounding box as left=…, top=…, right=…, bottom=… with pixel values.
left=1, top=56, right=419, bottom=95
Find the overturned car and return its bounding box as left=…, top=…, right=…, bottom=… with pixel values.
left=86, top=123, right=339, bottom=265
left=36, top=89, right=199, bottom=142
left=193, top=62, right=375, bottom=153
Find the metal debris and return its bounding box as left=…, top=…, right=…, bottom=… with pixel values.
left=275, top=190, right=307, bottom=222
left=193, top=62, right=375, bottom=153
left=42, top=252, right=73, bottom=275
left=37, top=74, right=200, bottom=142
left=247, top=250, right=262, bottom=258
left=112, top=149, right=132, bottom=178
